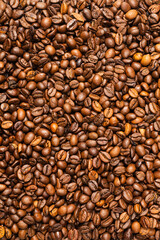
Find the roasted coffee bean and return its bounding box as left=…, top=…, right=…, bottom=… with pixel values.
left=0, top=225, right=5, bottom=238
left=0, top=1, right=160, bottom=239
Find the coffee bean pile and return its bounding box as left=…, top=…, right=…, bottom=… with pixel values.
left=0, top=0, right=160, bottom=239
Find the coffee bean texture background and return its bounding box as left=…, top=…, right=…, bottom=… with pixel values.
left=0, top=0, right=160, bottom=239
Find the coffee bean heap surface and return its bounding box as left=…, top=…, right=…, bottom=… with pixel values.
left=0, top=0, right=160, bottom=239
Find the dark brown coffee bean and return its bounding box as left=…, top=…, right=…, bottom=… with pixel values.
left=88, top=180, right=98, bottom=191
left=68, top=229, right=79, bottom=240
left=103, top=8, right=114, bottom=19
left=67, top=19, right=78, bottom=31
left=91, top=191, right=101, bottom=203
left=101, top=216, right=113, bottom=227
left=123, top=190, right=133, bottom=202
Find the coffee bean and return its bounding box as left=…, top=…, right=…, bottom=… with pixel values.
left=123, top=189, right=133, bottom=202
left=102, top=8, right=114, bottom=19
left=132, top=221, right=140, bottom=233
left=120, top=212, right=129, bottom=223
left=104, top=83, right=115, bottom=97
left=125, top=9, right=138, bottom=20
left=68, top=229, right=79, bottom=240
left=0, top=93, right=6, bottom=103
left=136, top=145, right=146, bottom=156
left=99, top=151, right=111, bottom=163
left=104, top=108, right=113, bottom=118
left=149, top=102, right=159, bottom=114
left=141, top=54, right=152, bottom=66
left=1, top=120, right=13, bottom=129
left=115, top=33, right=123, bottom=46
left=41, top=17, right=52, bottom=29
left=97, top=137, right=108, bottom=145
left=110, top=146, right=120, bottom=157
left=88, top=180, right=98, bottom=191
left=91, top=191, right=101, bottom=203
left=101, top=216, right=113, bottom=227
left=0, top=226, right=5, bottom=238
left=31, top=107, right=43, bottom=116
left=67, top=19, right=78, bottom=31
